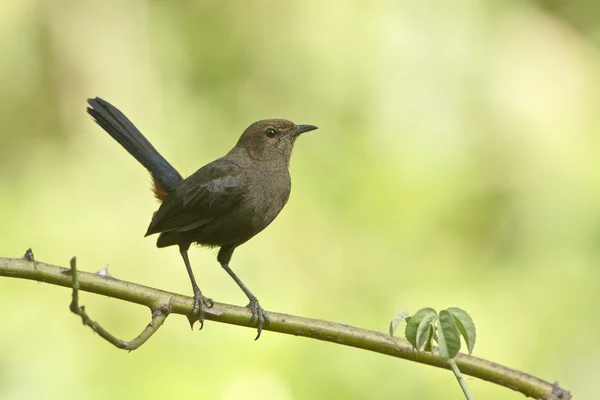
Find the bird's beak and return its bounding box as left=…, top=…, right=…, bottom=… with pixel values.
left=291, top=124, right=318, bottom=136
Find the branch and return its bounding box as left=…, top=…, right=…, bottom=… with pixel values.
left=67, top=256, right=170, bottom=350
left=0, top=254, right=571, bottom=400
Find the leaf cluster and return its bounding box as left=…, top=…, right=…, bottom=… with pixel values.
left=390, top=307, right=476, bottom=360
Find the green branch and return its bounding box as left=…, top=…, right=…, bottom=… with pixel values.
left=0, top=254, right=571, bottom=400
left=67, top=256, right=170, bottom=350
left=449, top=359, right=475, bottom=400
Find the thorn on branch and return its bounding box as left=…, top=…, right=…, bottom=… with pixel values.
left=95, top=264, right=113, bottom=278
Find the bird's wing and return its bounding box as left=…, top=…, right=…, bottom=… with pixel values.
left=145, top=159, right=245, bottom=235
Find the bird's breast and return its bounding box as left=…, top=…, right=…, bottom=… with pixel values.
left=242, top=168, right=291, bottom=226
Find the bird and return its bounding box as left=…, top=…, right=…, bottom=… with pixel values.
left=86, top=97, right=317, bottom=339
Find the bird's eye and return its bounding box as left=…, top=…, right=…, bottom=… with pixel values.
left=266, top=128, right=277, bottom=138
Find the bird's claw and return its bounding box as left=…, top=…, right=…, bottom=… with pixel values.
left=247, top=298, right=270, bottom=340
left=203, top=297, right=214, bottom=308
left=192, top=294, right=213, bottom=330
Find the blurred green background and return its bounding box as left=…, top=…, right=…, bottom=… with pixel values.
left=1, top=1, right=599, bottom=399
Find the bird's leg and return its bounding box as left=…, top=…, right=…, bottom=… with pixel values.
left=179, top=245, right=213, bottom=329
left=218, top=245, right=269, bottom=340
left=219, top=262, right=270, bottom=340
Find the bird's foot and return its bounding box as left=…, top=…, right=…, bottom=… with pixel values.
left=247, top=298, right=270, bottom=340
left=191, top=293, right=214, bottom=330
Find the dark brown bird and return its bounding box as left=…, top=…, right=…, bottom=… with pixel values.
left=87, top=97, right=317, bottom=339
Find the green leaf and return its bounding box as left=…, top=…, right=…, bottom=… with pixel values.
left=405, top=308, right=437, bottom=349
left=389, top=310, right=411, bottom=337
left=423, top=325, right=434, bottom=352
left=416, top=313, right=437, bottom=351
left=447, top=307, right=476, bottom=355
left=437, top=310, right=461, bottom=360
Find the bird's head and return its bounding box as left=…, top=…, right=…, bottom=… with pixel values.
left=235, top=119, right=318, bottom=164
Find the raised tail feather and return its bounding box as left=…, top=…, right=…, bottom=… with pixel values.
left=87, top=97, right=183, bottom=200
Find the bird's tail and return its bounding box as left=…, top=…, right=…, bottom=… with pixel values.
left=87, top=97, right=183, bottom=201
